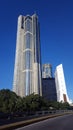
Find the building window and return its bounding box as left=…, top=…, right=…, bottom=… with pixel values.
left=24, top=33, right=32, bottom=49
left=23, top=51, right=32, bottom=70
left=25, top=18, right=32, bottom=32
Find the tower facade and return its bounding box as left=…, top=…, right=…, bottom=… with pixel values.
left=42, top=78, right=57, bottom=101
left=42, top=64, right=52, bottom=78
left=13, top=14, right=42, bottom=97
left=55, top=64, right=69, bottom=102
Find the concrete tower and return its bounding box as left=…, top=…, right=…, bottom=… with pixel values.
left=55, top=64, right=69, bottom=103
left=13, top=14, right=42, bottom=97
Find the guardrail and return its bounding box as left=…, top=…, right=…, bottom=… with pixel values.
left=0, top=110, right=73, bottom=121
left=0, top=110, right=73, bottom=130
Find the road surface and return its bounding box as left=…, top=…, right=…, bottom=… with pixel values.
left=16, top=114, right=73, bottom=130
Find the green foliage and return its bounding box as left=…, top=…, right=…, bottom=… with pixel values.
left=48, top=101, right=59, bottom=110
left=22, top=94, right=49, bottom=112
left=0, top=89, right=72, bottom=114
left=0, top=89, right=18, bottom=113
left=48, top=101, right=70, bottom=110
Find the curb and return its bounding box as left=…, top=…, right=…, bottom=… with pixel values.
left=0, top=112, right=73, bottom=130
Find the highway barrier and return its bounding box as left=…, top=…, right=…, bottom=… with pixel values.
left=0, top=111, right=73, bottom=130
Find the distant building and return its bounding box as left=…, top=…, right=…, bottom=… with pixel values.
left=55, top=64, right=69, bottom=103
left=42, top=64, right=52, bottom=78
left=13, top=14, right=42, bottom=97
left=42, top=78, right=57, bottom=101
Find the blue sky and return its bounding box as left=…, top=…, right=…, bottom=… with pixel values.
left=0, top=0, right=73, bottom=100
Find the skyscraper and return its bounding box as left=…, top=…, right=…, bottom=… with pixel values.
left=42, top=64, right=52, bottom=78
left=55, top=64, right=69, bottom=103
left=42, top=78, right=57, bottom=101
left=42, top=64, right=57, bottom=101
left=13, top=14, right=42, bottom=97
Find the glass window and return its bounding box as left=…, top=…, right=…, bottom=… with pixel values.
left=24, top=71, right=32, bottom=96
left=33, top=17, right=40, bottom=63
left=21, top=16, right=24, bottom=29
left=25, top=19, right=32, bottom=32
left=34, top=34, right=39, bottom=63
left=23, top=51, right=32, bottom=70
left=45, top=67, right=49, bottom=73
left=24, top=33, right=32, bottom=49
left=25, top=71, right=30, bottom=96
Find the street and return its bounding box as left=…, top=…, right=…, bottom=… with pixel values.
left=16, top=114, right=73, bottom=130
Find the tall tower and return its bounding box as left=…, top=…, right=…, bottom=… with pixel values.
left=42, top=64, right=52, bottom=78
left=55, top=64, right=69, bottom=102
left=13, top=14, right=42, bottom=97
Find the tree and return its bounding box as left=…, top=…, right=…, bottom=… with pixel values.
left=0, top=89, right=71, bottom=114
left=0, top=89, right=18, bottom=113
